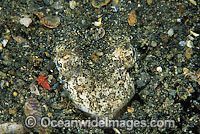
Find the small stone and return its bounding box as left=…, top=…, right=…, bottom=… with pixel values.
left=151, top=41, right=157, bottom=47
left=96, top=51, right=104, bottom=56
left=91, top=54, right=99, bottom=62
left=147, top=0, right=152, bottom=5
left=128, top=11, right=137, bottom=26
left=2, top=39, right=8, bottom=47
left=53, top=1, right=63, bottom=9
left=13, top=91, right=18, bottom=97
left=168, top=28, right=174, bottom=37
left=9, top=108, right=16, bottom=115
left=69, top=0, right=76, bottom=9
left=127, top=107, right=134, bottom=112
left=20, top=18, right=32, bottom=27
left=160, top=34, right=168, bottom=43
left=179, top=41, right=186, bottom=47
left=156, top=66, right=162, bottom=72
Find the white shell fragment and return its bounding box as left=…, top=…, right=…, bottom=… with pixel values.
left=168, top=28, right=174, bottom=37
left=190, top=30, right=199, bottom=37
left=20, top=17, right=32, bottom=27
left=186, top=40, right=193, bottom=48
left=93, top=21, right=102, bottom=27
left=2, top=39, right=8, bottom=47
left=188, top=0, right=197, bottom=6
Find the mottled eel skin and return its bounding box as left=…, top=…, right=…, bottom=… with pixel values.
left=55, top=42, right=135, bottom=119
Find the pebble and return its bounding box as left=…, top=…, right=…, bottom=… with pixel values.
left=168, top=28, right=174, bottom=37
left=2, top=39, right=8, bottom=47
left=147, top=0, right=152, bottom=5
left=13, top=91, right=18, bottom=97
left=151, top=41, right=157, bottom=47
left=69, top=0, right=77, bottom=9
left=53, top=1, right=63, bottom=9
left=156, top=66, right=162, bottom=72
left=127, top=107, right=134, bottom=112
left=19, top=18, right=32, bottom=27
left=128, top=11, right=137, bottom=26
left=179, top=41, right=186, bottom=47
left=40, top=16, right=60, bottom=28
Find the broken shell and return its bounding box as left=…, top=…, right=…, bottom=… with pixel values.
left=128, top=11, right=137, bottom=26
left=91, top=0, right=111, bottom=8
left=94, top=27, right=105, bottom=40
left=93, top=21, right=102, bottom=27
left=190, top=30, right=199, bottom=37
left=40, top=16, right=60, bottom=28
left=185, top=48, right=193, bottom=60
left=91, top=53, right=99, bottom=62
left=186, top=40, right=193, bottom=48
left=20, top=18, right=32, bottom=27
left=30, top=82, right=40, bottom=95
left=24, top=98, right=42, bottom=118
left=33, top=11, right=44, bottom=19
left=96, top=51, right=104, bottom=56
left=12, top=35, right=27, bottom=43
left=188, top=0, right=197, bottom=6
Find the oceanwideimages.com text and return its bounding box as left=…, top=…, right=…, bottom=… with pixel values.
left=25, top=116, right=175, bottom=130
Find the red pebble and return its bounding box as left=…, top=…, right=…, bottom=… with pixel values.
left=37, top=76, right=50, bottom=90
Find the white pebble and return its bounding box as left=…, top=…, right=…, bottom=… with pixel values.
left=156, top=66, right=162, bottom=72
left=20, top=18, right=32, bottom=27
left=179, top=41, right=186, bottom=47
left=177, top=18, right=181, bottom=22
left=168, top=28, right=174, bottom=37
left=2, top=39, right=8, bottom=47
